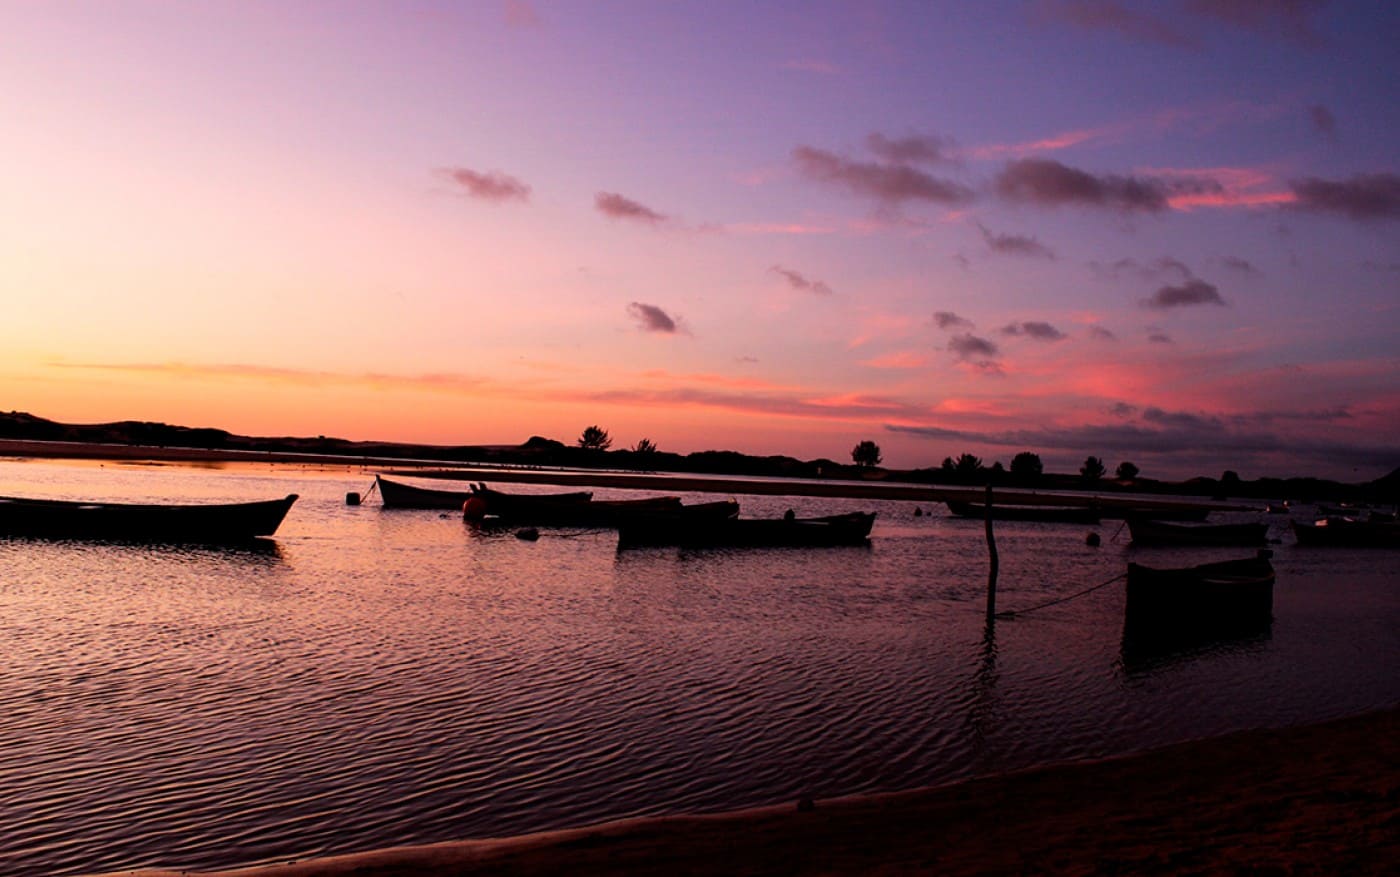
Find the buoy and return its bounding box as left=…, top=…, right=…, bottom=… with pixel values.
left=1086, top=532, right=1101, bottom=547
left=463, top=496, right=489, bottom=521
left=515, top=528, right=540, bottom=541
left=914, top=507, right=923, bottom=517
left=346, top=491, right=361, bottom=506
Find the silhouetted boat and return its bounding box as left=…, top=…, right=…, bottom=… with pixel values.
left=945, top=500, right=1099, bottom=523
left=617, top=511, right=875, bottom=549
left=1124, top=551, right=1275, bottom=638
left=1127, top=518, right=1269, bottom=546
left=0, top=493, right=298, bottom=543
left=376, top=476, right=591, bottom=510
left=464, top=483, right=681, bottom=526
left=1291, top=518, right=1400, bottom=548
left=471, top=497, right=741, bottom=532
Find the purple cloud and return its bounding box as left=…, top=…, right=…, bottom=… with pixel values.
left=995, top=158, right=1185, bottom=212
left=1143, top=278, right=1227, bottom=309
left=1289, top=174, right=1400, bottom=221
left=627, top=302, right=680, bottom=334
left=948, top=333, right=1000, bottom=360
left=865, top=133, right=955, bottom=165
left=793, top=146, right=974, bottom=206
left=1186, top=0, right=1332, bottom=43
left=771, top=265, right=833, bottom=295
left=934, top=311, right=973, bottom=330
left=440, top=167, right=531, bottom=203
left=596, top=192, right=668, bottom=224
left=1090, top=256, right=1194, bottom=282
left=1221, top=256, right=1259, bottom=274
left=1001, top=321, right=1067, bottom=341
left=1309, top=104, right=1337, bottom=138
left=1089, top=325, right=1118, bottom=341
left=977, top=223, right=1056, bottom=259
left=1042, top=1, right=1193, bottom=47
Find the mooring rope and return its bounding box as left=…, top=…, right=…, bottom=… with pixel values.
left=993, top=571, right=1127, bottom=619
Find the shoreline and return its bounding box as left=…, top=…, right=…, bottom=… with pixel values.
left=94, top=706, right=1398, bottom=876
left=0, top=439, right=1251, bottom=512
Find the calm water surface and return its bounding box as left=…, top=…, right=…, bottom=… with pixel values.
left=2, top=458, right=1396, bottom=875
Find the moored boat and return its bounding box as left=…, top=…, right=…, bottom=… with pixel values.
left=464, top=484, right=673, bottom=526
left=1127, top=518, right=1269, bottom=546
left=945, top=500, right=1099, bottom=524
left=0, top=493, right=298, bottom=543
left=376, top=475, right=591, bottom=510
left=1124, top=551, right=1275, bottom=638
left=617, top=510, right=875, bottom=549
left=1291, top=517, right=1400, bottom=548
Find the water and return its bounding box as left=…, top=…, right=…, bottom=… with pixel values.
left=1, top=458, right=1396, bottom=875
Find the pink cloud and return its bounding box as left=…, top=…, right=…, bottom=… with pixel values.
left=595, top=192, right=668, bottom=224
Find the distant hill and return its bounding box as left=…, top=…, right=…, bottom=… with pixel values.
left=1, top=410, right=1395, bottom=503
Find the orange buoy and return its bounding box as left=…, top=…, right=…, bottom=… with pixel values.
left=463, top=496, right=489, bottom=521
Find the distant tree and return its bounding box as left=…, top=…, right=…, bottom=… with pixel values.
left=1221, top=470, right=1241, bottom=487
left=955, top=453, right=985, bottom=478
left=577, top=425, right=612, bottom=450
left=940, top=456, right=956, bottom=473
left=851, top=440, right=883, bottom=468
left=631, top=437, right=658, bottom=454
left=1010, top=451, right=1043, bottom=482
left=1116, top=461, right=1140, bottom=481
left=1080, top=455, right=1106, bottom=483
left=989, top=461, right=1005, bottom=482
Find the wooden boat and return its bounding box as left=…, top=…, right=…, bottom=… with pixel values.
left=471, top=498, right=740, bottom=533
left=463, top=483, right=677, bottom=526
left=0, top=493, right=298, bottom=543
left=945, top=500, right=1099, bottom=524
left=617, top=511, right=876, bottom=549
left=376, top=476, right=591, bottom=510
left=1291, top=518, right=1400, bottom=548
left=1124, top=551, right=1275, bottom=637
left=1127, top=518, right=1269, bottom=546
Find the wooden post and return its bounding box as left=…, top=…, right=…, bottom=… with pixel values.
left=985, top=484, right=999, bottom=622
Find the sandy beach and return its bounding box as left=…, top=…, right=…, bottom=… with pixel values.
left=96, top=706, right=1397, bottom=876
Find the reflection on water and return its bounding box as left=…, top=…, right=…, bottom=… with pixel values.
left=0, top=459, right=1396, bottom=876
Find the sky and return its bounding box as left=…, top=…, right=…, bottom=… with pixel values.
left=2, top=1, right=1398, bottom=481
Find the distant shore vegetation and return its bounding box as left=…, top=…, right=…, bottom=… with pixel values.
left=2, top=411, right=1396, bottom=504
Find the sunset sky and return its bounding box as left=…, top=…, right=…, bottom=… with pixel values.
left=3, top=1, right=1397, bottom=480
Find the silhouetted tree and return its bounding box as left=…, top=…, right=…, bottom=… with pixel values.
left=955, top=453, right=984, bottom=479
left=578, top=425, right=612, bottom=450
left=1010, top=451, right=1043, bottom=482
left=851, top=440, right=883, bottom=468
left=940, top=456, right=956, bottom=473
left=1116, top=461, right=1140, bottom=481
left=1080, top=455, right=1106, bottom=482
left=631, top=437, right=658, bottom=454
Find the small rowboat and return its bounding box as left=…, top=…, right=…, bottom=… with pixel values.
left=1127, top=518, right=1269, bottom=546
left=463, top=483, right=671, bottom=526
left=0, top=493, right=298, bottom=543
left=1124, top=551, right=1275, bottom=637
left=1291, top=518, right=1400, bottom=548
left=376, top=476, right=591, bottom=510
left=617, top=511, right=875, bottom=549
left=945, top=500, right=1099, bottom=524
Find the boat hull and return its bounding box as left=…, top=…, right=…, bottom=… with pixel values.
left=1127, top=518, right=1269, bottom=546
left=1124, top=554, right=1275, bottom=639
left=1291, top=518, right=1400, bottom=548
left=0, top=494, right=298, bottom=543
left=618, top=511, right=875, bottom=549
left=946, top=500, right=1100, bottom=523
left=377, top=476, right=592, bottom=511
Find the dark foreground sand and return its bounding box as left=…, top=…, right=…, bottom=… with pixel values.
left=101, top=707, right=1397, bottom=877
